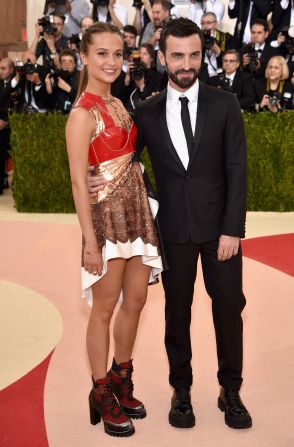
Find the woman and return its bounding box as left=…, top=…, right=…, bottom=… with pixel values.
left=255, top=56, right=293, bottom=112
left=66, top=22, right=162, bottom=438
left=125, top=43, right=165, bottom=113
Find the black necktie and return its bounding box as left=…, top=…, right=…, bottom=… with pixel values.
left=179, top=96, right=193, bottom=157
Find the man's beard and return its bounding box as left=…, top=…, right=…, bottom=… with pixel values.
left=166, top=63, right=199, bottom=89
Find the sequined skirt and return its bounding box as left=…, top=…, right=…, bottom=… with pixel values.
left=82, top=153, right=163, bottom=306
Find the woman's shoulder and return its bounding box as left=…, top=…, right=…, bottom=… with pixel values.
left=74, top=91, right=102, bottom=111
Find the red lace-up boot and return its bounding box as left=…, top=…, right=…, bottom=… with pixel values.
left=89, top=375, right=135, bottom=437
left=108, top=359, right=147, bottom=419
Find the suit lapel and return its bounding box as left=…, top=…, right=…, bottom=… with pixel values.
left=188, top=81, right=207, bottom=169
left=156, top=89, right=186, bottom=171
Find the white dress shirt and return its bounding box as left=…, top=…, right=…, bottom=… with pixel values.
left=166, top=80, right=199, bottom=170
left=228, top=0, right=252, bottom=43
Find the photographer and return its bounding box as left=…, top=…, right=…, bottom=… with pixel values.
left=242, top=19, right=279, bottom=80
left=255, top=55, right=293, bottom=111
left=141, top=0, right=171, bottom=47
left=209, top=50, right=256, bottom=111
left=11, top=52, right=51, bottom=113
left=125, top=43, right=165, bottom=112
left=45, top=49, right=80, bottom=113
left=91, top=0, right=128, bottom=30
left=201, top=12, right=234, bottom=78
left=133, top=0, right=180, bottom=38
left=187, top=0, right=225, bottom=27
left=29, top=12, right=69, bottom=71
left=0, top=58, right=15, bottom=195
left=269, top=0, right=294, bottom=42
left=44, top=0, right=90, bottom=37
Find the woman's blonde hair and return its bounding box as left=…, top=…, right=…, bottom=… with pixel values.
left=265, top=56, right=289, bottom=81
left=76, top=22, right=123, bottom=99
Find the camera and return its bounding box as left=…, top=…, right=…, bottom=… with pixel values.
left=132, top=0, right=143, bottom=7
left=68, top=33, right=83, bottom=49
left=242, top=42, right=260, bottom=71
left=203, top=29, right=217, bottom=50
left=215, top=69, right=231, bottom=91
left=130, top=50, right=146, bottom=81
left=38, top=16, right=57, bottom=36
left=15, top=59, right=39, bottom=77
left=90, top=0, right=110, bottom=6
left=268, top=90, right=282, bottom=107
left=280, top=26, right=294, bottom=53
left=50, top=68, right=72, bottom=83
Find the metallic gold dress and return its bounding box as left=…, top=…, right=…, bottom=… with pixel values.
left=74, top=91, right=162, bottom=305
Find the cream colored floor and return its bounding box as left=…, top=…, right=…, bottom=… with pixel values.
left=0, top=188, right=293, bottom=447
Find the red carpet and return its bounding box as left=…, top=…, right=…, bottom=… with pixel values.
left=0, top=352, right=54, bottom=447
left=242, top=233, right=294, bottom=277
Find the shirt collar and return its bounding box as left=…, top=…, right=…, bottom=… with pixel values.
left=167, top=79, right=199, bottom=103
left=226, top=71, right=236, bottom=81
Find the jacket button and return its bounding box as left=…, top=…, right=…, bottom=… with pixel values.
left=185, top=175, right=190, bottom=180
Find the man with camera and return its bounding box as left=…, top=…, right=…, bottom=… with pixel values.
left=0, top=58, right=16, bottom=195
left=29, top=12, right=69, bottom=71
left=11, top=52, right=51, bottom=114
left=228, top=0, right=272, bottom=48
left=44, top=0, right=90, bottom=37
left=187, top=0, right=225, bottom=27
left=45, top=49, right=80, bottom=113
left=141, top=0, right=171, bottom=47
left=242, top=19, right=279, bottom=80
left=201, top=12, right=234, bottom=78
left=91, top=0, right=128, bottom=30
left=269, top=0, right=294, bottom=42
left=209, top=50, right=256, bottom=111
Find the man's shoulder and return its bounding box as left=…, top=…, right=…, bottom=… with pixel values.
left=136, top=89, right=166, bottom=113
left=200, top=81, right=236, bottom=102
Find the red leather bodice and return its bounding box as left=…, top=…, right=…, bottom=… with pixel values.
left=74, top=92, right=137, bottom=165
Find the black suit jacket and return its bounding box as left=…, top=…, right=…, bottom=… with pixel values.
left=134, top=82, right=247, bottom=244
left=0, top=78, right=14, bottom=121
left=228, top=0, right=272, bottom=47
left=209, top=70, right=256, bottom=110
left=243, top=43, right=279, bottom=79
left=270, top=0, right=292, bottom=41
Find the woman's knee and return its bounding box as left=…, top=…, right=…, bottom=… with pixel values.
left=121, top=293, right=147, bottom=315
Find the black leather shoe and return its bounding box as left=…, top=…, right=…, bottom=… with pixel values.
left=218, top=388, right=252, bottom=429
left=168, top=389, right=195, bottom=428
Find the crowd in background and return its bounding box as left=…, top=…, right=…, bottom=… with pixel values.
left=0, top=0, right=294, bottom=194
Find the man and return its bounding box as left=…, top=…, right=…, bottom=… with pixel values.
left=270, top=0, right=294, bottom=41
left=44, top=0, right=90, bottom=37
left=89, top=18, right=252, bottom=430
left=201, top=12, right=234, bottom=77
left=92, top=0, right=128, bottom=29
left=0, top=58, right=15, bottom=195
left=228, top=0, right=272, bottom=48
left=45, top=49, right=80, bottom=113
left=29, top=12, right=69, bottom=70
left=187, top=0, right=225, bottom=27
left=209, top=49, right=256, bottom=111
left=242, top=19, right=279, bottom=80
left=80, top=16, right=94, bottom=34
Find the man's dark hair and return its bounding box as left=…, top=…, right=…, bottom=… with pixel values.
left=50, top=12, right=66, bottom=23
left=59, top=48, right=77, bottom=65
left=154, top=0, right=172, bottom=12
left=251, top=19, right=269, bottom=32
left=123, top=25, right=137, bottom=37
left=223, top=49, right=240, bottom=63
left=159, top=18, right=204, bottom=55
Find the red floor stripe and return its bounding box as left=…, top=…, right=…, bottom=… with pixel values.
left=0, top=352, right=53, bottom=447
left=242, top=233, right=294, bottom=277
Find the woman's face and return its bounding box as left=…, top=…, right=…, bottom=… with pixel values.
left=139, top=47, right=152, bottom=68
left=268, top=59, right=283, bottom=81
left=83, top=32, right=123, bottom=85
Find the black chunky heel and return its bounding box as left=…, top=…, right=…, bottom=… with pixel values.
left=89, top=399, right=102, bottom=425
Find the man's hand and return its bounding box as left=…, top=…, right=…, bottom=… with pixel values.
left=57, top=77, right=71, bottom=93
left=242, top=53, right=250, bottom=66
left=44, top=33, right=56, bottom=53
left=211, top=42, right=221, bottom=56
left=0, top=119, right=7, bottom=130
left=87, top=166, right=108, bottom=198
left=217, top=235, right=240, bottom=261
left=27, top=72, right=42, bottom=85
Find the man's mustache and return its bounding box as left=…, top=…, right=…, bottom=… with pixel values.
left=175, top=69, right=197, bottom=75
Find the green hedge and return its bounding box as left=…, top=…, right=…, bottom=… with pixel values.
left=10, top=111, right=294, bottom=212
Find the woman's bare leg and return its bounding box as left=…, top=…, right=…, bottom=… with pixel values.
left=86, top=258, right=126, bottom=380
left=113, top=256, right=151, bottom=364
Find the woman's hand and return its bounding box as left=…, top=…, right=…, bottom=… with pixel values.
left=84, top=248, right=103, bottom=276
left=260, top=94, right=269, bottom=109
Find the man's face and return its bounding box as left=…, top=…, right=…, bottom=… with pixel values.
left=152, top=4, right=169, bottom=27
left=159, top=34, right=202, bottom=92
left=60, top=55, right=76, bottom=72
left=251, top=24, right=268, bottom=44
left=200, top=14, right=217, bottom=31
left=0, top=60, right=14, bottom=80
left=81, top=17, right=94, bottom=34
left=53, top=16, right=64, bottom=37
left=123, top=32, right=136, bottom=48
left=223, top=54, right=240, bottom=75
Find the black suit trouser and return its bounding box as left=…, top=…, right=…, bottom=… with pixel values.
left=162, top=239, right=246, bottom=391
left=0, top=128, right=10, bottom=194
